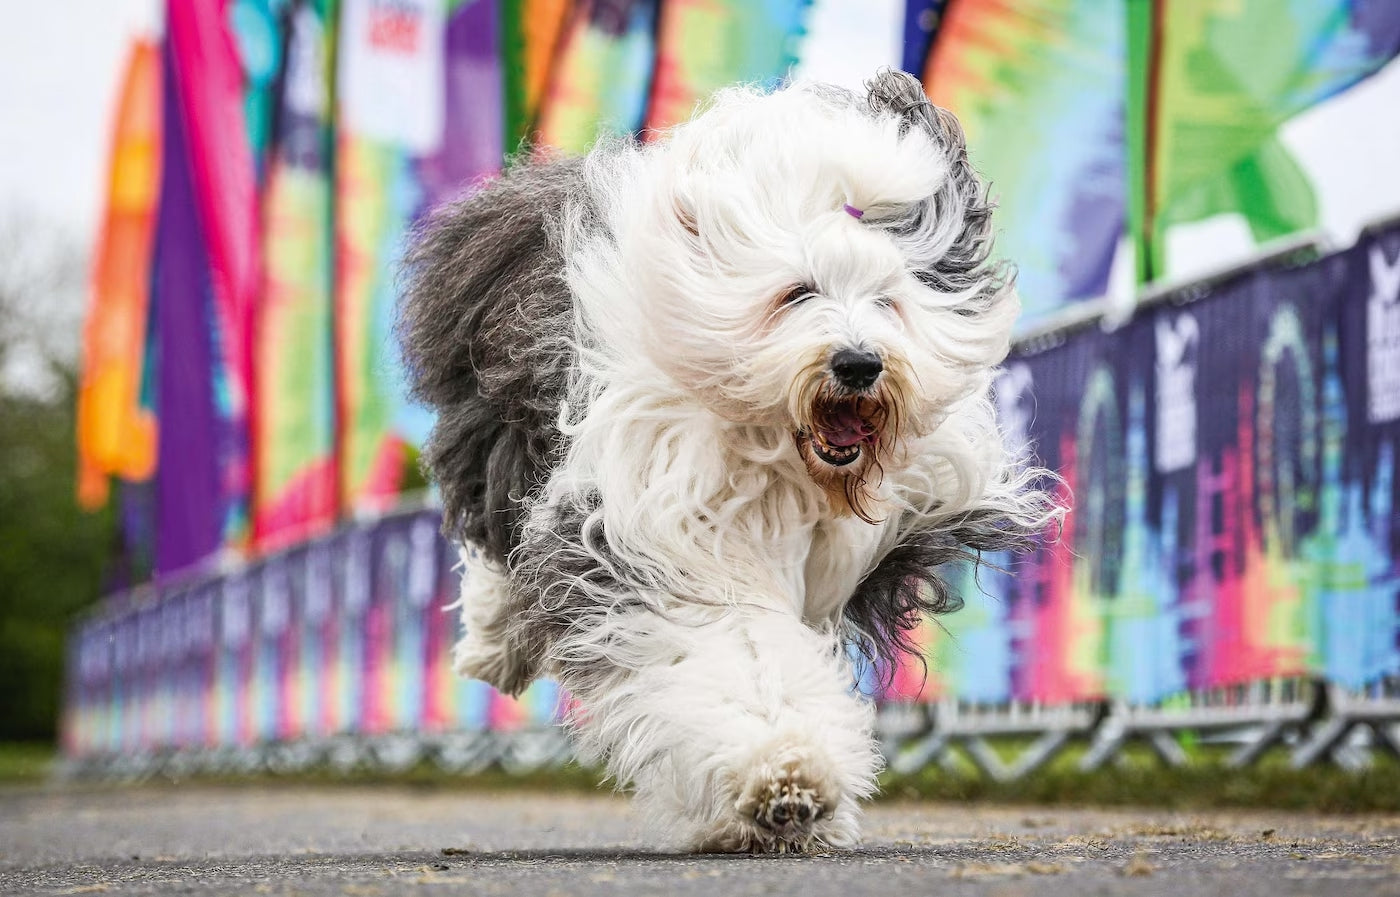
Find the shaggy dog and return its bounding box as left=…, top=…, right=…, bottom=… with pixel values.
left=399, top=69, right=1058, bottom=853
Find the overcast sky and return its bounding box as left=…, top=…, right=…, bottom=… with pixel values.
left=0, top=1, right=1395, bottom=277
left=0, top=1, right=161, bottom=240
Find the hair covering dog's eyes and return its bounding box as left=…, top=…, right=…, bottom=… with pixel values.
left=778, top=285, right=815, bottom=307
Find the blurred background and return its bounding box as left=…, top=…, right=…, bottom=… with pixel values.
left=2, top=0, right=1398, bottom=790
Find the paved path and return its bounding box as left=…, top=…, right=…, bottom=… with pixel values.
left=2, top=786, right=1398, bottom=895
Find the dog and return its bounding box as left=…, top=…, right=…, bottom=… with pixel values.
left=398, top=69, right=1059, bottom=853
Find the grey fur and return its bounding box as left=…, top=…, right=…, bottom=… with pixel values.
left=864, top=69, right=1010, bottom=312
left=844, top=509, right=1041, bottom=682
left=399, top=154, right=641, bottom=691
left=397, top=156, right=588, bottom=565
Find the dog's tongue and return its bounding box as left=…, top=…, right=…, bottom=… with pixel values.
left=820, top=406, right=873, bottom=447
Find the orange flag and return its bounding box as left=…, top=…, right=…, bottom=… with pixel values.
left=76, top=38, right=161, bottom=508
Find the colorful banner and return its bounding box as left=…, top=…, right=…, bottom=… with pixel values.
left=77, top=39, right=162, bottom=509
left=506, top=0, right=573, bottom=142
left=644, top=0, right=808, bottom=131
left=536, top=0, right=659, bottom=153
left=255, top=0, right=339, bottom=550
left=167, top=0, right=261, bottom=548
left=62, top=508, right=524, bottom=756
left=151, top=39, right=232, bottom=577
left=923, top=0, right=1126, bottom=324
left=901, top=1, right=945, bottom=77
left=898, top=225, right=1400, bottom=706
left=1130, top=0, right=1400, bottom=283
left=336, top=0, right=503, bottom=514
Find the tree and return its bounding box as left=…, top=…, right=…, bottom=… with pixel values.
left=0, top=212, right=115, bottom=743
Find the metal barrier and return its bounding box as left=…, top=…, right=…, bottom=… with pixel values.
left=60, top=223, right=1400, bottom=780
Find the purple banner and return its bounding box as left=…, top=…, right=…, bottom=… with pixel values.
left=152, top=42, right=225, bottom=577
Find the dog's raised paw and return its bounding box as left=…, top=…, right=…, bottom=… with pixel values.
left=750, top=776, right=825, bottom=853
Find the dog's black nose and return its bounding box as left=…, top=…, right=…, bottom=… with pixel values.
left=830, top=348, right=883, bottom=390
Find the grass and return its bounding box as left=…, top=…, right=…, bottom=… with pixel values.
left=0, top=742, right=55, bottom=784
left=8, top=739, right=1398, bottom=813
left=880, top=740, right=1400, bottom=813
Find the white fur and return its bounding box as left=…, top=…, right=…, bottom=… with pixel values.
left=451, top=80, right=1054, bottom=852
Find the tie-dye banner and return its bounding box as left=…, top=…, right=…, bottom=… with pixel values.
left=644, top=0, right=808, bottom=131
left=893, top=223, right=1400, bottom=707
left=535, top=0, right=659, bottom=153
left=336, top=0, right=504, bottom=515
left=77, top=40, right=162, bottom=509
left=504, top=0, right=574, bottom=143
left=166, top=0, right=261, bottom=549
left=255, top=1, right=339, bottom=551
left=1130, top=0, right=1400, bottom=283
left=62, top=506, right=567, bottom=757
left=922, top=0, right=1126, bottom=326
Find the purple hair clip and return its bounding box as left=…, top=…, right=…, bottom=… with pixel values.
left=843, top=203, right=864, bottom=220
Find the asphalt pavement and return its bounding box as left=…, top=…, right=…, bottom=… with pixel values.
left=2, top=784, right=1398, bottom=895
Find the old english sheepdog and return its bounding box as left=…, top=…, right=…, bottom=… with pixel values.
left=398, top=69, right=1059, bottom=853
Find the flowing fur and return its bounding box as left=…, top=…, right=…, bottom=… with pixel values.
left=398, top=70, right=1062, bottom=852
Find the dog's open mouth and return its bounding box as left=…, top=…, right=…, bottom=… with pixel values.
left=801, top=396, right=882, bottom=467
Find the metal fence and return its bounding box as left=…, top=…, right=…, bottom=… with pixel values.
left=60, top=220, right=1400, bottom=779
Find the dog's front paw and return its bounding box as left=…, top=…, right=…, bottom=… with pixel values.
left=702, top=736, right=856, bottom=854
left=744, top=769, right=826, bottom=853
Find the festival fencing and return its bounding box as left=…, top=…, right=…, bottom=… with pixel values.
left=60, top=221, right=1400, bottom=772
left=896, top=230, right=1400, bottom=708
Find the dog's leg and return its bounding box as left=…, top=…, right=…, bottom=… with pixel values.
left=451, top=547, right=536, bottom=696
left=704, top=612, right=879, bottom=854
left=566, top=605, right=880, bottom=853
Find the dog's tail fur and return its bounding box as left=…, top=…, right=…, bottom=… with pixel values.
left=396, top=156, right=585, bottom=564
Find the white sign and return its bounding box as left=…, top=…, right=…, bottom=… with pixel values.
left=1155, top=312, right=1198, bottom=474
left=1367, top=244, right=1400, bottom=424
left=339, top=0, right=446, bottom=152
left=994, top=363, right=1035, bottom=456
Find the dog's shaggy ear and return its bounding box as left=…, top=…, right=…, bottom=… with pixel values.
left=844, top=508, right=1043, bottom=683
left=864, top=68, right=945, bottom=139
left=864, top=69, right=1008, bottom=309
left=396, top=156, right=585, bottom=562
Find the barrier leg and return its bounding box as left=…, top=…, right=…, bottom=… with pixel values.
left=1371, top=722, right=1400, bottom=759
left=888, top=731, right=949, bottom=776
left=1291, top=718, right=1352, bottom=768
left=961, top=737, right=1012, bottom=782
left=1227, top=720, right=1289, bottom=768
left=1146, top=731, right=1188, bottom=767
left=1005, top=730, right=1072, bottom=779
left=1078, top=717, right=1126, bottom=771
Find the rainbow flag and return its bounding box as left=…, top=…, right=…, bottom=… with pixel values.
left=645, top=0, right=808, bottom=131
left=923, top=0, right=1126, bottom=324
left=166, top=0, right=261, bottom=550
left=255, top=0, right=339, bottom=550
left=536, top=0, right=659, bottom=153
left=502, top=0, right=574, bottom=142
left=336, top=0, right=505, bottom=514
left=77, top=39, right=161, bottom=509
left=151, top=32, right=236, bottom=576
left=1129, top=0, right=1400, bottom=282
